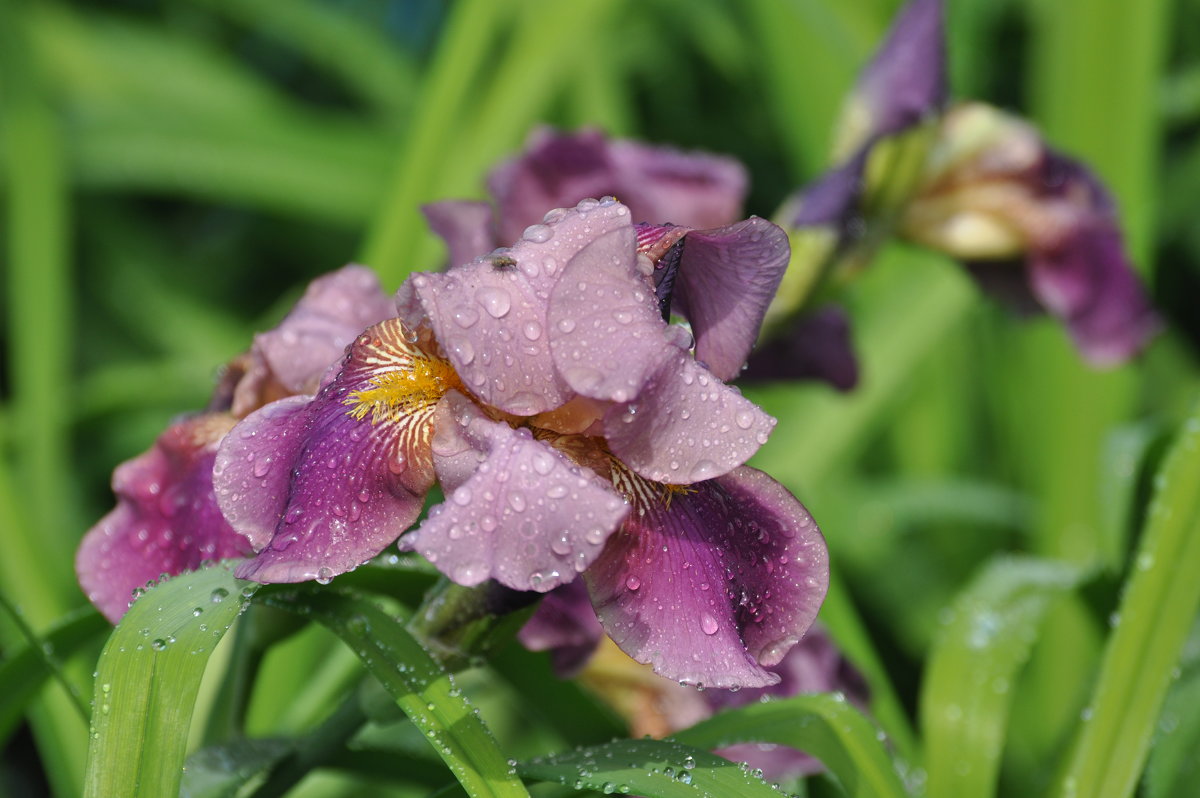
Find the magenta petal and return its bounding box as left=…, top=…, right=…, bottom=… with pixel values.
left=586, top=467, right=828, bottom=689
left=666, top=218, right=791, bottom=380
left=422, top=200, right=499, bottom=269
left=410, top=199, right=635, bottom=415
left=402, top=392, right=629, bottom=591
left=602, top=355, right=775, bottom=484
left=518, top=579, right=605, bottom=677
left=233, top=265, right=393, bottom=416
left=77, top=415, right=253, bottom=623
left=216, top=320, right=443, bottom=582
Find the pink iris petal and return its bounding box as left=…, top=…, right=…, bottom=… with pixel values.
left=405, top=198, right=634, bottom=416
left=659, top=218, right=791, bottom=381
left=77, top=414, right=254, bottom=623
left=401, top=391, right=629, bottom=592
left=422, top=200, right=497, bottom=270
left=232, top=265, right=394, bottom=417
left=585, top=467, right=828, bottom=689
left=216, top=318, right=447, bottom=583
left=549, top=227, right=775, bottom=484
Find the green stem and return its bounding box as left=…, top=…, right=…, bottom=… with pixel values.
left=1058, top=403, right=1200, bottom=798
left=249, top=691, right=369, bottom=798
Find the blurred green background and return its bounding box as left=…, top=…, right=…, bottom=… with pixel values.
left=3, top=0, right=1200, bottom=796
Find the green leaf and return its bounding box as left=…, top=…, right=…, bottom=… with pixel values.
left=520, top=738, right=784, bottom=798
left=920, top=556, right=1083, bottom=798
left=1058, top=404, right=1200, bottom=798
left=83, top=563, right=258, bottom=798
left=180, top=738, right=292, bottom=798
left=672, top=694, right=909, bottom=798
left=0, top=605, right=107, bottom=744
left=262, top=587, right=530, bottom=798
left=1145, top=660, right=1200, bottom=798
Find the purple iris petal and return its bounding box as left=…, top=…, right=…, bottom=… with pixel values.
left=517, top=579, right=605, bottom=677
left=661, top=218, right=791, bottom=380
left=850, top=0, right=946, bottom=145
left=405, top=199, right=634, bottom=416
left=232, top=265, right=394, bottom=417
left=487, top=127, right=747, bottom=243
left=422, top=200, right=498, bottom=269
left=402, top=391, right=628, bottom=591
left=77, top=414, right=254, bottom=622
left=548, top=227, right=775, bottom=484
left=742, top=306, right=860, bottom=391
left=1029, top=223, right=1162, bottom=366
left=585, top=466, right=828, bottom=689
left=216, top=318, right=449, bottom=583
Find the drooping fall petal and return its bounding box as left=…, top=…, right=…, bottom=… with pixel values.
left=586, top=466, right=828, bottom=689
left=77, top=414, right=253, bottom=622
left=215, top=318, right=453, bottom=582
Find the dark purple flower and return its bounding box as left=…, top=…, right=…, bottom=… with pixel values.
left=76, top=414, right=254, bottom=623
left=423, top=127, right=748, bottom=267
left=743, top=306, right=859, bottom=391
left=902, top=103, right=1161, bottom=365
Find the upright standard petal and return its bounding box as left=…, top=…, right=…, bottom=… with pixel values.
left=232, top=265, right=394, bottom=417
left=658, top=218, right=791, bottom=380
left=77, top=414, right=253, bottom=622
left=586, top=466, right=828, bottom=689
left=406, top=198, right=634, bottom=416
left=216, top=318, right=454, bottom=582
left=549, top=228, right=775, bottom=484
left=401, top=391, right=629, bottom=592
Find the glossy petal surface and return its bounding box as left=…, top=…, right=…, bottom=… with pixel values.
left=216, top=318, right=446, bottom=582
left=586, top=467, right=828, bottom=688
left=77, top=414, right=253, bottom=622
left=403, top=392, right=629, bottom=591
left=409, top=199, right=633, bottom=416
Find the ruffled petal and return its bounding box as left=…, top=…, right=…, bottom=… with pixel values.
left=602, top=355, right=775, bottom=484
left=232, top=265, right=393, bottom=417
left=422, top=200, right=499, bottom=269
left=216, top=318, right=447, bottom=582
left=409, top=198, right=634, bottom=416
left=77, top=414, right=253, bottom=622
left=665, top=218, right=791, bottom=380
left=402, top=392, right=629, bottom=591
left=586, top=466, right=828, bottom=689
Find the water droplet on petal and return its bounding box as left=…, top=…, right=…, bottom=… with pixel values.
left=701, top=614, right=719, bottom=635
left=477, top=287, right=512, bottom=318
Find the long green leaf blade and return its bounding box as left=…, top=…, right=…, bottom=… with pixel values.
left=921, top=557, right=1083, bottom=798
left=83, top=564, right=258, bottom=798
left=263, top=588, right=530, bottom=798
left=672, top=694, right=909, bottom=798
left=520, top=738, right=784, bottom=798
left=1058, top=403, right=1200, bottom=798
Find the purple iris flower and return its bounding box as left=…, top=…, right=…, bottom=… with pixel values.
left=778, top=0, right=1159, bottom=367
left=424, top=127, right=748, bottom=270
left=901, top=103, right=1162, bottom=365
left=216, top=198, right=826, bottom=687
left=76, top=265, right=394, bottom=620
